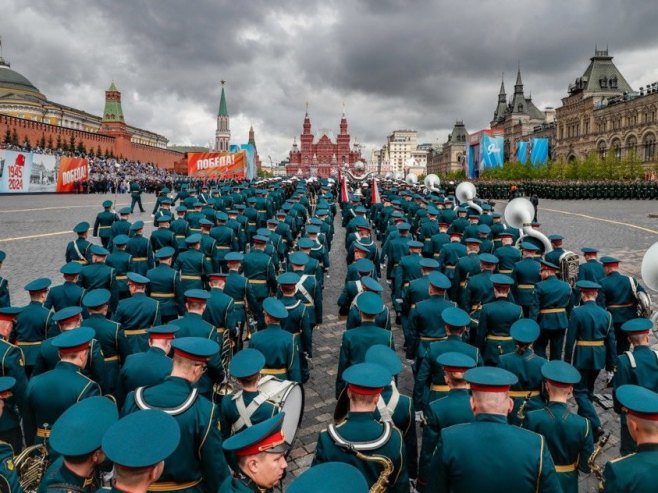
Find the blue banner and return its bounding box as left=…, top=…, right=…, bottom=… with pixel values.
left=466, top=143, right=477, bottom=179
left=230, top=144, right=256, bottom=180
left=481, top=135, right=504, bottom=169
left=517, top=141, right=528, bottom=164
left=530, top=138, right=549, bottom=166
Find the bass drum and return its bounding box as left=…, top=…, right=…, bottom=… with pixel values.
left=258, top=375, right=304, bottom=446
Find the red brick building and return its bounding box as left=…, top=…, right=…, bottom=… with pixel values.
left=286, top=109, right=363, bottom=177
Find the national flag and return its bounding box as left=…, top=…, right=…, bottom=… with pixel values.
left=371, top=176, right=381, bottom=204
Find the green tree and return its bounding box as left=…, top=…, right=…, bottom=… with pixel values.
left=47, top=134, right=54, bottom=149
left=69, top=134, right=76, bottom=152
left=39, top=134, right=46, bottom=149
left=3, top=129, right=10, bottom=145
left=11, top=128, right=18, bottom=145
left=55, top=134, right=62, bottom=150
left=77, top=141, right=86, bottom=155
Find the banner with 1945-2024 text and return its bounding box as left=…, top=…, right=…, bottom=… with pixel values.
left=0, top=150, right=88, bottom=193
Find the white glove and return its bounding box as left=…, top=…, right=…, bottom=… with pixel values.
left=415, top=411, right=424, bottom=423
left=606, top=371, right=615, bottom=384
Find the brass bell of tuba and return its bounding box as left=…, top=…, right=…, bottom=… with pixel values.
left=455, top=182, right=483, bottom=214
left=405, top=173, right=418, bottom=185
left=640, top=241, right=658, bottom=322
left=424, top=174, right=441, bottom=193
left=505, top=197, right=553, bottom=254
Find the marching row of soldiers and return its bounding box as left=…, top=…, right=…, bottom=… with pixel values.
left=322, top=182, right=658, bottom=492
left=477, top=179, right=658, bottom=200
left=0, top=175, right=657, bottom=492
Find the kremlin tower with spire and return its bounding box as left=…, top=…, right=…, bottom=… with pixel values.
left=286, top=105, right=363, bottom=177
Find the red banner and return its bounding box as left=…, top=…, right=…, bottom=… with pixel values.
left=56, top=157, right=88, bottom=192
left=187, top=151, right=246, bottom=179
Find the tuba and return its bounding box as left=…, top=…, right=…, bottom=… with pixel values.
left=16, top=442, right=49, bottom=493
left=640, top=242, right=658, bottom=322
left=455, top=182, right=482, bottom=214
left=505, top=198, right=553, bottom=254
left=424, top=174, right=441, bottom=193
left=558, top=251, right=580, bottom=287
left=405, top=173, right=418, bottom=186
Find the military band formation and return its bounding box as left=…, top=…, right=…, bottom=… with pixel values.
left=0, top=176, right=656, bottom=493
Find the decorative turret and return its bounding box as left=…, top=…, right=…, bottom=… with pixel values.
left=102, top=82, right=125, bottom=123
left=303, top=102, right=312, bottom=135
left=339, top=103, right=348, bottom=135
left=510, top=65, right=527, bottom=114
left=492, top=74, right=508, bottom=125
left=215, top=81, right=230, bottom=151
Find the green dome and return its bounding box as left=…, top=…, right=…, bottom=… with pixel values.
left=0, top=64, right=40, bottom=94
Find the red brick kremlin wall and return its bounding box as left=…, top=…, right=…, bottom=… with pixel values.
left=0, top=114, right=184, bottom=169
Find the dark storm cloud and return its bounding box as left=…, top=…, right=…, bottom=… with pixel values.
left=2, top=0, right=658, bottom=158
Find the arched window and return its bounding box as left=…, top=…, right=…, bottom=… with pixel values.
left=611, top=139, right=622, bottom=159
left=597, top=141, right=607, bottom=159
left=644, top=133, right=656, bottom=162
left=627, top=135, right=638, bottom=157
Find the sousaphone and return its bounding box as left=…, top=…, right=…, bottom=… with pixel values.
left=424, top=174, right=441, bottom=193
left=455, top=182, right=482, bottom=214
left=505, top=197, right=553, bottom=254
left=640, top=242, right=658, bottom=322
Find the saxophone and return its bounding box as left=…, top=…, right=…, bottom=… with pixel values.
left=215, top=326, right=235, bottom=397
left=353, top=449, right=394, bottom=493
left=588, top=431, right=610, bottom=491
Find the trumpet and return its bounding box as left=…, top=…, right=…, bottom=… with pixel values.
left=588, top=431, right=610, bottom=491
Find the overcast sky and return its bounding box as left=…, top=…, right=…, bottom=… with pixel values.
left=3, top=0, right=658, bottom=163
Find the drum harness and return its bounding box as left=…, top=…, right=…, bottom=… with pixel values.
left=295, top=275, right=314, bottom=306
left=134, top=387, right=198, bottom=415
left=231, top=375, right=291, bottom=433
left=376, top=383, right=400, bottom=423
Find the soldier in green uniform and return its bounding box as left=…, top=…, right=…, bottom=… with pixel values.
left=110, top=207, right=132, bottom=244
left=0, top=377, right=22, bottom=492
left=154, top=197, right=174, bottom=227
left=476, top=273, right=522, bottom=365
left=287, top=462, right=368, bottom=493
left=0, top=307, right=27, bottom=452
left=112, top=272, right=161, bottom=356
left=427, top=365, right=561, bottom=492
left=564, top=280, right=615, bottom=440
left=203, top=273, right=237, bottom=345
left=452, top=238, right=481, bottom=304
left=413, top=307, right=482, bottom=414
left=417, top=352, right=475, bottom=492
left=336, top=293, right=395, bottom=398
left=365, top=345, right=417, bottom=485
left=115, top=324, right=177, bottom=408
left=0, top=251, right=9, bottom=308
left=493, top=231, right=521, bottom=274
left=512, top=242, right=542, bottom=317
left=171, top=206, right=191, bottom=253
left=65, top=222, right=92, bottom=265
left=220, top=413, right=289, bottom=493
left=497, top=319, right=547, bottom=425
left=150, top=214, right=178, bottom=255
left=106, top=235, right=133, bottom=301
left=219, top=348, right=279, bottom=440
left=93, top=200, right=118, bottom=248
left=314, top=362, right=409, bottom=492
left=613, top=318, right=658, bottom=455
left=12, top=277, right=53, bottom=376
left=345, top=276, right=389, bottom=331
left=277, top=273, right=311, bottom=383
left=524, top=361, right=594, bottom=493
left=289, top=253, right=323, bottom=328
left=82, top=289, right=126, bottom=395
left=24, top=327, right=101, bottom=446
left=436, top=231, right=466, bottom=291
left=530, top=259, right=573, bottom=360
left=174, top=234, right=210, bottom=292
left=599, top=256, right=645, bottom=355
left=248, top=298, right=301, bottom=383
left=602, top=385, right=658, bottom=492
left=126, top=221, right=154, bottom=276
left=129, top=181, right=145, bottom=213
left=147, top=247, right=184, bottom=323
left=577, top=246, right=605, bottom=283
left=79, top=245, right=117, bottom=312
left=33, top=306, right=107, bottom=390
left=122, top=337, right=230, bottom=493
left=406, top=271, right=454, bottom=365
left=242, top=235, right=276, bottom=329
left=174, top=290, right=223, bottom=401
left=44, top=262, right=84, bottom=312
left=223, top=253, right=254, bottom=346
left=40, top=396, right=118, bottom=493
left=210, top=212, right=238, bottom=272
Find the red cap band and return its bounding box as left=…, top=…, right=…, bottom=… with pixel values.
left=58, top=342, right=91, bottom=354
left=185, top=297, right=207, bottom=304
left=469, top=384, right=511, bottom=393
left=546, top=379, right=572, bottom=388
left=627, top=409, right=658, bottom=421
left=57, top=315, right=81, bottom=325
left=173, top=348, right=207, bottom=363
left=0, top=314, right=17, bottom=322
left=347, top=384, right=384, bottom=396
left=236, top=430, right=286, bottom=457
left=149, top=333, right=175, bottom=340
left=442, top=366, right=469, bottom=373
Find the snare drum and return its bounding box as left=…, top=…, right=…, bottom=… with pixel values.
left=258, top=375, right=304, bottom=445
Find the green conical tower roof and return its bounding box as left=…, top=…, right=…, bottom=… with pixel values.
left=218, top=81, right=228, bottom=117
left=102, top=82, right=124, bottom=123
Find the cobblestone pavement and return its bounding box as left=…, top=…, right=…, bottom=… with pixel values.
left=1, top=193, right=658, bottom=491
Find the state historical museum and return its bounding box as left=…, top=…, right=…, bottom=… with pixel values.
left=286, top=109, right=363, bottom=178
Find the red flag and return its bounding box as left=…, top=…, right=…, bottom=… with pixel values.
left=338, top=170, right=349, bottom=203
left=371, top=176, right=381, bottom=204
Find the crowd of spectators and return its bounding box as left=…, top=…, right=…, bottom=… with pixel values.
left=0, top=143, right=176, bottom=193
